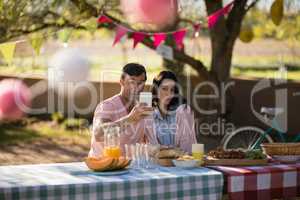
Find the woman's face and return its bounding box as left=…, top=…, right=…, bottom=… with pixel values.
left=157, top=79, right=176, bottom=107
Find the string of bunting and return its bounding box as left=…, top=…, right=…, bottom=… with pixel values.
left=0, top=29, right=73, bottom=65
left=98, top=0, right=235, bottom=49
left=0, top=0, right=235, bottom=64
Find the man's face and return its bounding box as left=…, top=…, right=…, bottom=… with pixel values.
left=120, top=73, right=146, bottom=101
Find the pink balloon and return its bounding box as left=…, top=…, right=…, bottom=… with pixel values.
left=121, top=0, right=178, bottom=30
left=0, top=79, right=31, bottom=121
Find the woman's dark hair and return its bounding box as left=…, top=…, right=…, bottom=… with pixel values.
left=151, top=71, right=187, bottom=111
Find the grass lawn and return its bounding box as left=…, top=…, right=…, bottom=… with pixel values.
left=0, top=118, right=91, bottom=165
left=232, top=67, right=300, bottom=80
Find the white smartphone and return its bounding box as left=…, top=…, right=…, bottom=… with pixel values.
left=139, top=92, right=152, bottom=107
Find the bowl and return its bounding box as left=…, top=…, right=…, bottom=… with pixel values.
left=172, top=159, right=199, bottom=168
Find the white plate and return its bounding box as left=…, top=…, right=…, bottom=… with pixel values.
left=272, top=155, right=300, bottom=163
left=90, top=169, right=130, bottom=176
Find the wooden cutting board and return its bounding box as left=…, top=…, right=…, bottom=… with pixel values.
left=204, top=156, right=268, bottom=166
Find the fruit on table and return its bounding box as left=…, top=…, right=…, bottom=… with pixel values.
left=84, top=156, right=131, bottom=171
left=111, top=157, right=131, bottom=170
left=84, top=157, right=115, bottom=171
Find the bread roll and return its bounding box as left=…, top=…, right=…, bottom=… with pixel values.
left=158, top=148, right=184, bottom=159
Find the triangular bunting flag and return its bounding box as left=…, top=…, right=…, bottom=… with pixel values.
left=173, top=29, right=186, bottom=50
left=97, top=15, right=113, bottom=24
left=59, top=29, right=72, bottom=43
left=0, top=42, right=16, bottom=65
left=207, top=1, right=234, bottom=29
left=132, top=32, right=147, bottom=49
left=113, top=26, right=128, bottom=46
left=153, top=33, right=167, bottom=48
left=29, top=35, right=44, bottom=56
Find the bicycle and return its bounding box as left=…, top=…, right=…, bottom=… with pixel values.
left=221, top=107, right=300, bottom=151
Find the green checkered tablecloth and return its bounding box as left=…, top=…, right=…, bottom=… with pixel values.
left=0, top=162, right=223, bottom=200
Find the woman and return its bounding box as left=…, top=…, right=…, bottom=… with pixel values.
left=148, top=71, right=197, bottom=154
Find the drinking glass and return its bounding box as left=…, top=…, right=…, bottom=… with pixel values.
left=148, top=144, right=160, bottom=169
left=135, top=143, right=143, bottom=169
left=140, top=144, right=149, bottom=168
left=127, top=144, right=160, bottom=169
left=144, top=144, right=152, bottom=168
left=130, top=144, right=137, bottom=168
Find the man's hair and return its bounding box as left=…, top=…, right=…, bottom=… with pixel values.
left=121, top=63, right=147, bottom=81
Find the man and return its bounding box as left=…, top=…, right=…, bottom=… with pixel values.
left=89, top=63, right=154, bottom=157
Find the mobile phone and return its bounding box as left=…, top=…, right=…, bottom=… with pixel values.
left=139, top=92, right=152, bottom=107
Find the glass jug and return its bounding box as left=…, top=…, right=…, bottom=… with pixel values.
left=103, top=126, right=121, bottom=158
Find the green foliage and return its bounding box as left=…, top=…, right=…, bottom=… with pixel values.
left=62, top=118, right=88, bottom=130
left=51, top=112, right=65, bottom=124
left=245, top=149, right=267, bottom=160
left=245, top=8, right=300, bottom=42
left=82, top=17, right=98, bottom=34
left=0, top=0, right=3, bottom=13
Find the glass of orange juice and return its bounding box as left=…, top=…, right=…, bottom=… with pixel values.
left=103, top=126, right=121, bottom=158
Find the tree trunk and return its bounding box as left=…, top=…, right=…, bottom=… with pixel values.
left=205, top=0, right=247, bottom=84
left=210, top=36, right=235, bottom=83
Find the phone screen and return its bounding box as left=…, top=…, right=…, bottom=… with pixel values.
left=139, top=92, right=152, bottom=106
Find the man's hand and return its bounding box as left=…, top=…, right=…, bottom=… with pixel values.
left=93, top=103, right=153, bottom=142
left=127, top=103, right=153, bottom=123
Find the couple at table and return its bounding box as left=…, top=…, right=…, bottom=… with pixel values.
left=89, top=63, right=197, bottom=157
